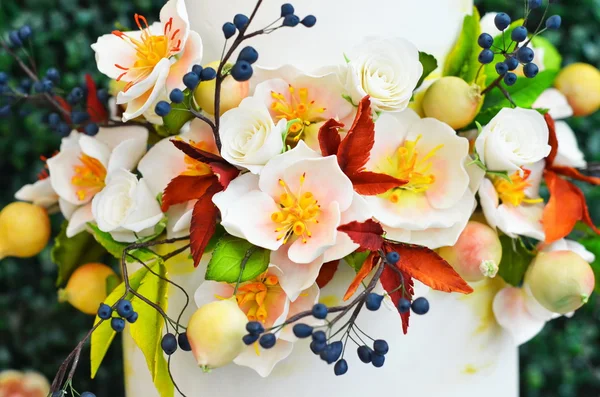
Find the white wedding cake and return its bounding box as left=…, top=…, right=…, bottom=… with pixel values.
left=123, top=1, right=519, bottom=396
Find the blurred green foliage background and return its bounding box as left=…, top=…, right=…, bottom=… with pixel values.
left=0, top=0, right=598, bottom=396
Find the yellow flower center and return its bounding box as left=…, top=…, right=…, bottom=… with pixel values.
left=270, top=85, right=326, bottom=146
left=112, top=14, right=182, bottom=92
left=235, top=272, right=281, bottom=324
left=71, top=154, right=107, bottom=201
left=376, top=135, right=442, bottom=202
left=493, top=169, right=543, bottom=207
left=271, top=173, right=320, bottom=244
left=180, top=139, right=213, bottom=177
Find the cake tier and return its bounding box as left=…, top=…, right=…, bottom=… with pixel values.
left=124, top=263, right=518, bottom=397
left=186, top=0, right=474, bottom=72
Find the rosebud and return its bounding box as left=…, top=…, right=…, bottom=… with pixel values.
left=0, top=202, right=50, bottom=259
left=187, top=298, right=248, bottom=370
left=58, top=263, right=118, bottom=315
left=437, top=221, right=502, bottom=282
left=422, top=76, right=482, bottom=130
left=194, top=61, right=249, bottom=115
left=554, top=63, right=600, bottom=117
left=525, top=250, right=595, bottom=314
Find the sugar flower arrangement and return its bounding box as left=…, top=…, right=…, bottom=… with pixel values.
left=0, top=0, right=599, bottom=396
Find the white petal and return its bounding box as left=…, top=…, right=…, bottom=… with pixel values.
left=554, top=121, right=587, bottom=169
left=533, top=88, right=573, bottom=120
left=493, top=286, right=546, bottom=345
left=194, top=280, right=234, bottom=308
left=324, top=193, right=372, bottom=262
left=496, top=203, right=545, bottom=241
left=66, top=203, right=94, bottom=238
left=91, top=33, right=137, bottom=80
left=279, top=283, right=321, bottom=342
left=160, top=0, right=190, bottom=49
left=166, top=202, right=195, bottom=238
left=79, top=135, right=111, bottom=169
left=59, top=198, right=77, bottom=220
left=122, top=178, right=164, bottom=232
left=95, top=125, right=148, bottom=152
left=271, top=244, right=325, bottom=302
left=107, top=137, right=148, bottom=175
left=47, top=147, right=87, bottom=205
left=233, top=339, right=294, bottom=378
left=15, top=179, right=58, bottom=208
left=212, top=173, right=260, bottom=220
left=366, top=110, right=417, bottom=170
left=478, top=178, right=500, bottom=230
left=166, top=30, right=203, bottom=92
left=138, top=137, right=186, bottom=197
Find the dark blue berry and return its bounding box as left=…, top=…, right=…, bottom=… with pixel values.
left=155, top=101, right=171, bottom=117
left=80, top=393, right=96, bottom=397
left=116, top=299, right=133, bottom=318
left=506, top=56, right=519, bottom=71
left=230, top=61, right=253, bottom=82
left=0, top=105, right=11, bottom=118
left=334, top=359, right=348, bottom=376
left=546, top=15, right=561, bottom=30
left=243, top=334, right=260, bottom=345
left=9, top=31, right=23, bottom=47
left=33, top=81, right=44, bottom=93
left=46, top=68, right=60, bottom=83
left=511, top=26, right=528, bottom=42
left=170, top=88, right=185, bottom=103
left=71, top=87, right=84, bottom=102
left=365, top=293, right=384, bottom=311
left=126, top=311, right=138, bottom=324
left=84, top=123, right=99, bottom=136
left=372, top=353, right=385, bottom=368
left=357, top=345, right=373, bottom=363
left=98, top=303, right=112, bottom=320
left=18, top=25, right=32, bottom=41
left=386, top=251, right=400, bottom=264
left=495, top=62, right=508, bottom=75
left=178, top=332, right=192, bottom=351
left=259, top=333, right=277, bottom=349
left=516, top=47, right=534, bottom=63
left=48, top=113, right=61, bottom=127
left=223, top=22, right=237, bottom=39
left=71, top=111, right=90, bottom=125
left=111, top=317, right=125, bottom=332
left=293, top=323, right=313, bottom=338
left=373, top=339, right=389, bottom=355
left=161, top=333, right=178, bottom=355
left=312, top=330, right=326, bottom=342
left=183, top=72, right=200, bottom=90
left=310, top=340, right=327, bottom=354
left=312, top=303, right=328, bottom=319
left=494, top=12, right=511, bottom=31
left=57, top=123, right=70, bottom=136
left=411, top=297, right=430, bottom=315
left=200, top=67, right=217, bottom=81
left=20, top=78, right=31, bottom=92
left=477, top=33, right=493, bottom=49
left=238, top=46, right=259, bottom=64
left=283, top=15, right=300, bottom=27
left=192, top=64, right=203, bottom=77
left=478, top=49, right=495, bottom=65
left=397, top=298, right=411, bottom=313
left=246, top=321, right=265, bottom=335
left=523, top=62, right=539, bottom=78
left=528, top=0, right=542, bottom=9
left=233, top=14, right=249, bottom=30
left=97, top=89, right=109, bottom=103
left=301, top=15, right=317, bottom=28
left=0, top=72, right=8, bottom=85
left=321, top=341, right=343, bottom=364
left=41, top=79, right=53, bottom=92
left=281, top=3, right=295, bottom=17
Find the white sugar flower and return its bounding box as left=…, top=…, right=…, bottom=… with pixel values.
left=342, top=37, right=423, bottom=113
left=475, top=108, right=551, bottom=175
left=91, top=0, right=202, bottom=123
left=220, top=97, right=286, bottom=174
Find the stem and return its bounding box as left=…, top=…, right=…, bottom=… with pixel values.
left=233, top=246, right=258, bottom=294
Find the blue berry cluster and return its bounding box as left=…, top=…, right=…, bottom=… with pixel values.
left=7, top=24, right=32, bottom=48
left=477, top=5, right=561, bottom=87
left=155, top=64, right=218, bottom=117
left=279, top=4, right=317, bottom=28
left=160, top=331, right=192, bottom=355
left=97, top=299, right=138, bottom=332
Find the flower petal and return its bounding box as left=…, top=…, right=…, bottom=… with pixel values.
left=271, top=244, right=325, bottom=302
left=47, top=147, right=86, bottom=205
left=496, top=203, right=545, bottom=240
left=279, top=283, right=321, bottom=342
left=66, top=203, right=94, bottom=238
left=366, top=110, right=418, bottom=170
left=233, top=339, right=294, bottom=378
left=533, top=88, right=573, bottom=120
left=15, top=179, right=59, bottom=208
left=122, top=178, right=164, bottom=232
left=212, top=173, right=260, bottom=220
left=492, top=286, right=546, bottom=345
left=166, top=30, right=203, bottom=92
left=160, top=0, right=190, bottom=49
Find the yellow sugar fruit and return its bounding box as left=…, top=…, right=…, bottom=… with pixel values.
left=438, top=221, right=502, bottom=282
left=525, top=250, right=595, bottom=314
left=187, top=298, right=248, bottom=370
left=555, top=63, right=600, bottom=117
left=0, top=202, right=51, bottom=259
left=58, top=263, right=118, bottom=315
left=194, top=61, right=250, bottom=115
left=422, top=76, right=482, bottom=130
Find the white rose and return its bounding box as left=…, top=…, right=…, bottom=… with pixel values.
left=91, top=169, right=163, bottom=242
left=220, top=97, right=285, bottom=174
left=475, top=108, right=551, bottom=174
left=343, top=37, right=423, bottom=113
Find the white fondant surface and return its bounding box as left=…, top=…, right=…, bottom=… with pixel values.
left=124, top=263, right=518, bottom=397
left=186, top=0, right=474, bottom=72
